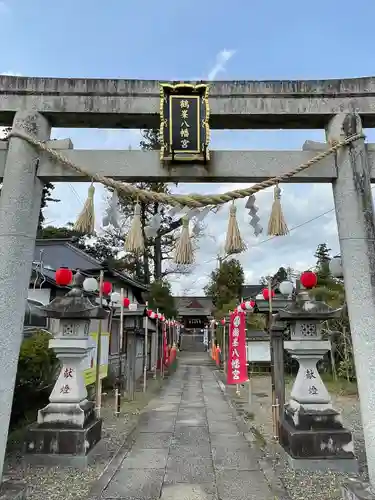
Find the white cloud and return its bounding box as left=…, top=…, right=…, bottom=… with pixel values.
left=207, top=49, right=236, bottom=80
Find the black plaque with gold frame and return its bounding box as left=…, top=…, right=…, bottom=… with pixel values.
left=160, top=83, right=210, bottom=162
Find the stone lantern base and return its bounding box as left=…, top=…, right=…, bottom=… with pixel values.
left=279, top=402, right=358, bottom=473
left=0, top=481, right=27, bottom=500
left=24, top=403, right=102, bottom=468
left=341, top=478, right=375, bottom=499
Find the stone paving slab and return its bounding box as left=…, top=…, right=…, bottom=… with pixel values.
left=121, top=448, right=169, bottom=469
left=98, top=353, right=277, bottom=499
left=211, top=447, right=259, bottom=470
left=132, top=432, right=173, bottom=450
left=215, top=470, right=275, bottom=500
left=159, top=483, right=218, bottom=500
left=168, top=444, right=212, bottom=458
left=102, top=468, right=164, bottom=499
left=138, top=419, right=175, bottom=433
left=164, top=455, right=215, bottom=484
left=208, top=421, right=240, bottom=434
left=175, top=416, right=207, bottom=427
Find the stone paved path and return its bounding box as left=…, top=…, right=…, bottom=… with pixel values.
left=100, top=354, right=275, bottom=499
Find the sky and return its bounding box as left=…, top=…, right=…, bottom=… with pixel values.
left=1, top=0, right=375, bottom=295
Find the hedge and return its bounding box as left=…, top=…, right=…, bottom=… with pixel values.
left=10, top=330, right=59, bottom=428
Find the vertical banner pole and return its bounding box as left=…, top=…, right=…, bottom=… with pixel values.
left=268, top=278, right=278, bottom=440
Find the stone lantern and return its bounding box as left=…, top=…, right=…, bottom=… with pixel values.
left=25, top=271, right=108, bottom=467
left=277, top=288, right=357, bottom=472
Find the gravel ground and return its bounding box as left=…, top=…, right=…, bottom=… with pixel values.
left=225, top=374, right=366, bottom=500
left=3, top=377, right=165, bottom=500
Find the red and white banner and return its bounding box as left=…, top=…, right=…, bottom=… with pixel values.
left=227, top=310, right=248, bottom=385
left=163, top=324, right=169, bottom=366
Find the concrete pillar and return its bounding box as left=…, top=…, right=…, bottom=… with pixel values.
left=327, top=113, right=375, bottom=488
left=0, top=111, right=50, bottom=479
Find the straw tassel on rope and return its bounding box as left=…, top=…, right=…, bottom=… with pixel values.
left=267, top=184, right=289, bottom=236
left=224, top=203, right=246, bottom=255
left=125, top=202, right=144, bottom=253
left=174, top=217, right=194, bottom=265
left=73, top=182, right=95, bottom=235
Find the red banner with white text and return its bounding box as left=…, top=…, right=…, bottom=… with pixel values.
left=163, top=324, right=169, bottom=366
left=227, top=310, right=248, bottom=385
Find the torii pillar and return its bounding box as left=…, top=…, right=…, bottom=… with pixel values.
left=0, top=111, right=50, bottom=483
left=327, top=113, right=375, bottom=498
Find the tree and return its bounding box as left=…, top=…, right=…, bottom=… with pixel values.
left=116, top=128, right=196, bottom=284
left=308, top=243, right=356, bottom=381
left=1, top=127, right=59, bottom=232
left=259, top=266, right=288, bottom=288
left=314, top=243, right=331, bottom=286
left=204, top=258, right=244, bottom=311
left=39, top=224, right=122, bottom=266
left=147, top=280, right=177, bottom=319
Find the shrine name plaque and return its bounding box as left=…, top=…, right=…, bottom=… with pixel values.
left=160, top=83, right=210, bottom=162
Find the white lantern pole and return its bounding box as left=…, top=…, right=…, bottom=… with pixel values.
left=115, top=288, right=124, bottom=416
left=94, top=270, right=104, bottom=419
left=155, top=309, right=160, bottom=379
left=143, top=301, right=148, bottom=393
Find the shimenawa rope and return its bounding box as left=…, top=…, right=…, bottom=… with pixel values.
left=6, top=130, right=364, bottom=208
left=6, top=129, right=364, bottom=263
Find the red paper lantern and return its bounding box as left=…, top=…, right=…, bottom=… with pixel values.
left=220, top=318, right=225, bottom=326
left=240, top=302, right=246, bottom=310
left=250, top=300, right=255, bottom=308
left=147, top=309, right=152, bottom=317
left=123, top=297, right=130, bottom=308
left=300, top=271, right=317, bottom=289
left=55, top=267, right=73, bottom=286
left=262, top=288, right=275, bottom=300
left=101, top=281, right=112, bottom=295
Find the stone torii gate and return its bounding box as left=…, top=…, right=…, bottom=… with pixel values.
left=1, top=76, right=375, bottom=492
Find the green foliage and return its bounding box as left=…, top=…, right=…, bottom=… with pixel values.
left=213, top=298, right=238, bottom=321
left=11, top=330, right=59, bottom=427
left=259, top=266, right=288, bottom=287
left=16, top=330, right=58, bottom=390
left=246, top=313, right=266, bottom=332
left=40, top=224, right=80, bottom=240
left=148, top=280, right=177, bottom=319
left=140, top=129, right=161, bottom=151
left=40, top=224, right=123, bottom=267
left=314, top=243, right=332, bottom=286
left=204, top=259, right=244, bottom=310
left=310, top=243, right=355, bottom=382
